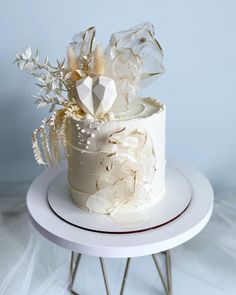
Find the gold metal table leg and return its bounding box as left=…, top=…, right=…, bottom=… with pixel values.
left=152, top=251, right=172, bottom=295
left=99, top=257, right=111, bottom=295
left=165, top=250, right=172, bottom=295
left=119, top=258, right=131, bottom=295
left=70, top=252, right=82, bottom=295
left=69, top=251, right=172, bottom=295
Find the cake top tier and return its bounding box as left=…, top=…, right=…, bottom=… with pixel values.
left=15, top=22, right=164, bottom=120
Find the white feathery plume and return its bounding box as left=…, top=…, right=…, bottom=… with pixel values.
left=67, top=45, right=78, bottom=71
left=94, top=43, right=105, bottom=76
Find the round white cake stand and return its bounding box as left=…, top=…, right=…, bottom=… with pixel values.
left=47, top=165, right=192, bottom=234
left=27, top=158, right=214, bottom=295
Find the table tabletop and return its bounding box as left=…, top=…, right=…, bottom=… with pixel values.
left=27, top=158, right=214, bottom=258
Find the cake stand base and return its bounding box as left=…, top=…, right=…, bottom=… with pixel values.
left=27, top=158, right=214, bottom=295
left=69, top=250, right=172, bottom=295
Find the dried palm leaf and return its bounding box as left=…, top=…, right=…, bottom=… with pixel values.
left=39, top=120, right=53, bottom=166
left=32, top=129, right=45, bottom=165
left=48, top=112, right=61, bottom=166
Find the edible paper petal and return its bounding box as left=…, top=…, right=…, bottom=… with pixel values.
left=86, top=128, right=156, bottom=215
left=105, top=22, right=165, bottom=111
left=71, top=27, right=96, bottom=58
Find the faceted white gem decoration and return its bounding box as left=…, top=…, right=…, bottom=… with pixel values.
left=75, top=76, right=117, bottom=117
left=92, top=76, right=117, bottom=117
left=75, top=76, right=94, bottom=115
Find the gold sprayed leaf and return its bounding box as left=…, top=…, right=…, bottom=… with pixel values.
left=39, top=124, right=53, bottom=166
left=32, top=129, right=45, bottom=165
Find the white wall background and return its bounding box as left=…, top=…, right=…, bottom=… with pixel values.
left=0, top=0, right=235, bottom=192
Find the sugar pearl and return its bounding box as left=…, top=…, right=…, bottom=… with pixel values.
left=85, top=114, right=93, bottom=120
left=81, top=129, right=85, bottom=133
left=107, top=112, right=115, bottom=121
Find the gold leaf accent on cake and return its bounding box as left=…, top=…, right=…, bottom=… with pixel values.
left=100, top=153, right=116, bottom=165
left=108, top=127, right=126, bottom=144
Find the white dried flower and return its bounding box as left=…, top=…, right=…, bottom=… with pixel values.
left=15, top=47, right=70, bottom=110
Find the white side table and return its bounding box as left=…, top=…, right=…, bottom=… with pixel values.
left=27, top=159, right=213, bottom=295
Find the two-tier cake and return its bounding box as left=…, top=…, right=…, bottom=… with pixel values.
left=15, top=22, right=166, bottom=217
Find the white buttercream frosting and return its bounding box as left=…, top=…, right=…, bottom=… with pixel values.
left=66, top=97, right=166, bottom=215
